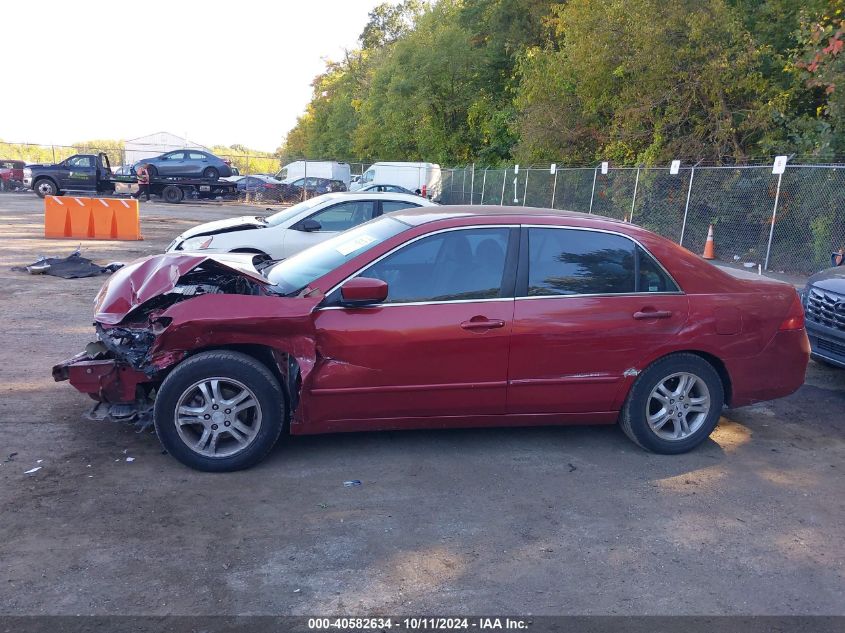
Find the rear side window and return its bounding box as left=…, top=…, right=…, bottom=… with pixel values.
left=188, top=152, right=207, bottom=160
left=526, top=228, right=677, bottom=295
left=528, top=228, right=634, bottom=295
left=382, top=200, right=420, bottom=213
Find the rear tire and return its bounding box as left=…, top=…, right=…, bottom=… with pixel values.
left=162, top=185, right=184, bottom=204
left=619, top=353, right=724, bottom=454
left=203, top=167, right=219, bottom=180
left=154, top=350, right=286, bottom=472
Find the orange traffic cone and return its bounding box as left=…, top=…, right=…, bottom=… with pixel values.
left=702, top=224, right=716, bottom=260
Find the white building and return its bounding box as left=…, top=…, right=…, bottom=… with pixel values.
left=124, top=132, right=209, bottom=165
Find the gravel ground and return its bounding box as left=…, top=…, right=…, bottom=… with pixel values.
left=0, top=192, right=843, bottom=616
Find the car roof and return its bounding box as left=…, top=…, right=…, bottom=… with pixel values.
left=388, top=205, right=627, bottom=227
left=319, top=191, right=431, bottom=203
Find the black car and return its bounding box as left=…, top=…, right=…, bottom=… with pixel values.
left=280, top=177, right=346, bottom=201
left=803, top=261, right=845, bottom=368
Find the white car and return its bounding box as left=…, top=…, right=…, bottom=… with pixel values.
left=167, top=192, right=437, bottom=260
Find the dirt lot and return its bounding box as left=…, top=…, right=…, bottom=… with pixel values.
left=0, top=191, right=843, bottom=616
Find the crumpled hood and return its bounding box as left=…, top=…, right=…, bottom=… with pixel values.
left=94, top=252, right=269, bottom=325
left=177, top=216, right=266, bottom=242
left=807, top=266, right=845, bottom=294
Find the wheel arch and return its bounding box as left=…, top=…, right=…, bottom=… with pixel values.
left=33, top=175, right=60, bottom=193
left=640, top=349, right=733, bottom=407
left=230, top=247, right=271, bottom=258
left=180, top=343, right=297, bottom=421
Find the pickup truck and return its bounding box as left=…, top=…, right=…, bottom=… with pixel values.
left=23, top=153, right=238, bottom=203
left=24, top=153, right=117, bottom=198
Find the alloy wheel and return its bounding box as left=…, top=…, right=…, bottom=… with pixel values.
left=645, top=372, right=711, bottom=441
left=174, top=377, right=262, bottom=458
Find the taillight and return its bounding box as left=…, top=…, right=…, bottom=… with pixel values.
left=779, top=292, right=805, bottom=331
left=264, top=183, right=275, bottom=189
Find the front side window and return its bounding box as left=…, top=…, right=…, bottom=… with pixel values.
left=526, top=228, right=678, bottom=296
left=67, top=156, right=93, bottom=168
left=164, top=152, right=185, bottom=161
left=360, top=227, right=511, bottom=303
left=362, top=169, right=375, bottom=183
left=308, top=201, right=377, bottom=232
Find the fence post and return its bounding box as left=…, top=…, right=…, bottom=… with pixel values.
left=469, top=163, right=475, bottom=204
left=51, top=145, right=56, bottom=163
left=500, top=168, right=507, bottom=205
left=522, top=168, right=529, bottom=206
left=679, top=167, right=696, bottom=247
left=588, top=167, right=598, bottom=214
left=764, top=171, right=784, bottom=271
left=480, top=168, right=487, bottom=205
left=629, top=166, right=640, bottom=222
left=551, top=168, right=558, bottom=208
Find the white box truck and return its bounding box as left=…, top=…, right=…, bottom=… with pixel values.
left=276, top=161, right=351, bottom=186
left=350, top=162, right=441, bottom=197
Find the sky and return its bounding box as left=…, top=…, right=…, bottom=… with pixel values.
left=1, top=0, right=384, bottom=152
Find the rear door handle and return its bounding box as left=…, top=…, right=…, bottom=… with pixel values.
left=633, top=310, right=672, bottom=320
left=461, top=318, right=505, bottom=331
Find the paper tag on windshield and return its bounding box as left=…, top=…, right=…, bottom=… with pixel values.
left=336, top=235, right=377, bottom=256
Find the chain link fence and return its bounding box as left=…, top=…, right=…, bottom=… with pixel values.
left=441, top=164, right=845, bottom=276
left=3, top=139, right=844, bottom=276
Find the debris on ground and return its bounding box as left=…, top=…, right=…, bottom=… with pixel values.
left=24, top=467, right=41, bottom=474
left=12, top=249, right=125, bottom=279
left=5, top=453, right=17, bottom=463
left=343, top=480, right=362, bottom=487
left=126, top=457, right=135, bottom=462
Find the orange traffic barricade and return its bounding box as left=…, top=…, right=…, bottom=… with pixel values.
left=44, top=196, right=141, bottom=240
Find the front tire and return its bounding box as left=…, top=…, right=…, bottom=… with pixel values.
left=34, top=178, right=58, bottom=198
left=619, top=353, right=724, bottom=454
left=154, top=350, right=286, bottom=471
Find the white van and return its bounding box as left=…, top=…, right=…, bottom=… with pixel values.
left=276, top=161, right=351, bottom=186
left=350, top=162, right=441, bottom=197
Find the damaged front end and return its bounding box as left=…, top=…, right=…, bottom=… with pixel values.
left=52, top=252, right=282, bottom=427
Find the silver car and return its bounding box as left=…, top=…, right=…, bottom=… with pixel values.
left=133, top=150, right=233, bottom=180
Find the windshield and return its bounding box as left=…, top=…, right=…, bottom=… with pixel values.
left=264, top=198, right=324, bottom=227
left=266, top=216, right=408, bottom=294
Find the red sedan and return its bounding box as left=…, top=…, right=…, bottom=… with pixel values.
left=53, top=207, right=810, bottom=471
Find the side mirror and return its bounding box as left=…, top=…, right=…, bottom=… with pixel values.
left=298, top=218, right=322, bottom=232
left=340, top=277, right=388, bottom=306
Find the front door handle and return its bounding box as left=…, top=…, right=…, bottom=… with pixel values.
left=461, top=317, right=505, bottom=331
left=633, top=310, right=672, bottom=320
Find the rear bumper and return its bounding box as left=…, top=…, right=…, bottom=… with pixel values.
left=806, top=321, right=845, bottom=369
left=726, top=329, right=811, bottom=407
left=53, top=352, right=151, bottom=403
